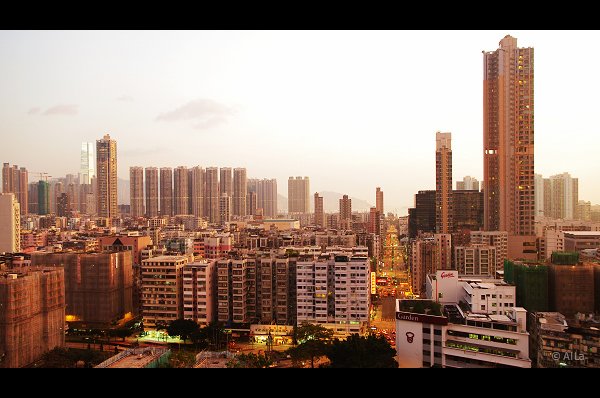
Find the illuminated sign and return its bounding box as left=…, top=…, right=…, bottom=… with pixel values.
left=395, top=311, right=448, bottom=325
left=371, top=272, right=377, bottom=294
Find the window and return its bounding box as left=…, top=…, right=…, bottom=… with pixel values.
left=481, top=305, right=485, bottom=310
left=481, top=295, right=485, bottom=300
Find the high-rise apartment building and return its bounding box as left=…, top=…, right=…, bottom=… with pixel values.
left=233, top=168, right=247, bottom=217
left=219, top=167, right=232, bottom=199
left=314, top=192, right=324, bottom=228
left=248, top=178, right=278, bottom=218
left=188, top=166, right=204, bottom=218
left=483, top=35, right=534, bottom=236
left=470, top=231, right=508, bottom=272
left=141, top=255, right=188, bottom=329
left=339, top=194, right=352, bottom=230
left=145, top=167, right=159, bottom=218
left=288, top=176, right=310, bottom=214
left=2, top=163, right=28, bottom=215
left=0, top=267, right=65, bottom=368
left=452, top=190, right=484, bottom=232
left=296, top=252, right=369, bottom=336
left=247, top=191, right=257, bottom=216
left=37, top=181, right=50, bottom=216
left=219, top=194, right=232, bottom=224
left=456, top=176, right=479, bottom=191
left=174, top=166, right=189, bottom=216
left=57, top=193, right=71, bottom=217
left=159, top=167, right=173, bottom=217
left=2, top=163, right=12, bottom=194
left=80, top=142, right=95, bottom=185
left=31, top=251, right=133, bottom=326
left=436, top=132, right=452, bottom=234
left=546, top=172, right=578, bottom=220
left=534, top=173, right=544, bottom=218
left=454, top=245, right=497, bottom=276
left=129, top=166, right=144, bottom=218
left=408, top=190, right=436, bottom=239
left=410, top=234, right=452, bottom=296
left=204, top=167, right=220, bottom=223
left=182, top=259, right=217, bottom=327
left=96, top=134, right=118, bottom=218
left=376, top=187, right=384, bottom=215
left=0, top=193, right=20, bottom=252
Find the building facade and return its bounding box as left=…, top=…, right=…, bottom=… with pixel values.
left=0, top=193, right=20, bottom=253
left=145, top=167, right=159, bottom=218
left=96, top=134, right=118, bottom=218
left=141, top=255, right=188, bottom=330
left=483, top=35, right=535, bottom=238
left=288, top=176, right=310, bottom=214
left=159, top=167, right=173, bottom=217
left=130, top=166, right=144, bottom=218
left=0, top=268, right=65, bottom=368
left=173, top=166, right=189, bottom=216
left=232, top=167, right=247, bottom=217
left=435, top=132, right=453, bottom=234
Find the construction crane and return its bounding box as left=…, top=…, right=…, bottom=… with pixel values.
left=31, top=172, right=51, bottom=182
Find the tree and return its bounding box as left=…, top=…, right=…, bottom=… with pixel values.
left=325, top=334, right=398, bottom=368
left=166, top=319, right=200, bottom=343
left=296, top=321, right=334, bottom=343
left=110, top=328, right=133, bottom=342
left=289, top=322, right=334, bottom=368
left=226, top=353, right=273, bottom=368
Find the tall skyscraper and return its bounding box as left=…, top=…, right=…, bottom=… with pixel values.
left=247, top=190, right=257, bottom=216
left=130, top=166, right=145, bottom=218
left=436, top=132, right=453, bottom=234
left=456, top=176, right=479, bottom=191
left=80, top=142, right=95, bottom=185
left=174, top=166, right=189, bottom=215
left=0, top=193, right=20, bottom=252
left=57, top=192, right=71, bottom=217
left=2, top=163, right=28, bottom=215
left=205, top=167, right=220, bottom=223
left=233, top=168, right=247, bottom=217
left=249, top=178, right=277, bottom=218
left=339, top=194, right=352, bottom=230
left=159, top=167, right=173, bottom=216
left=188, top=166, right=204, bottom=218
left=483, top=35, right=534, bottom=236
left=219, top=167, right=232, bottom=198
left=547, top=172, right=578, bottom=220
left=368, top=207, right=381, bottom=235
left=38, top=181, right=49, bottom=215
left=145, top=167, right=159, bottom=218
left=288, top=176, right=310, bottom=214
left=2, top=163, right=12, bottom=193
left=376, top=187, right=384, bottom=215
left=219, top=194, right=232, bottom=223
left=314, top=192, right=324, bottom=228
left=96, top=134, right=118, bottom=218
left=408, top=190, right=436, bottom=239
left=534, top=173, right=544, bottom=218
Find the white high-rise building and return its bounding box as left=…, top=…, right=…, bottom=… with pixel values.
left=296, top=251, right=370, bottom=337
left=80, top=142, right=95, bottom=185
left=534, top=173, right=544, bottom=218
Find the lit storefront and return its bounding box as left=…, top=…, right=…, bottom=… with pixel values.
left=250, top=325, right=294, bottom=345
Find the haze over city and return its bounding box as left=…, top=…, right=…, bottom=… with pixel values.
left=1, top=30, right=598, bottom=213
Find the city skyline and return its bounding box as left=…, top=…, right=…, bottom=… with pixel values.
left=1, top=30, right=599, bottom=213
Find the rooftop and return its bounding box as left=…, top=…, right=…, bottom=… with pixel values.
left=563, top=231, right=600, bottom=236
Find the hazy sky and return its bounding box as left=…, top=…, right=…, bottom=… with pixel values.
left=1, top=30, right=598, bottom=214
